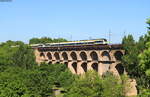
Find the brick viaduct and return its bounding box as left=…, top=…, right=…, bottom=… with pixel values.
left=34, top=44, right=125, bottom=76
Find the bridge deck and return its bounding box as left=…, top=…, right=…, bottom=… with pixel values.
left=34, top=44, right=123, bottom=51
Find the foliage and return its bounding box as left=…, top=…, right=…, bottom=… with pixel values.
left=0, top=63, right=72, bottom=97
left=0, top=40, right=23, bottom=65
left=122, top=18, right=150, bottom=96
left=122, top=35, right=140, bottom=77
left=57, top=69, right=76, bottom=89
left=102, top=73, right=125, bottom=97
left=65, top=71, right=125, bottom=97
left=0, top=66, right=52, bottom=97
left=29, top=37, right=67, bottom=44
left=138, top=89, right=150, bottom=97
left=12, top=44, right=36, bottom=69
left=64, top=71, right=103, bottom=97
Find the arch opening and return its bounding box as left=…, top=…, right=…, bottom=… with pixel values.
left=90, top=51, right=98, bottom=61
left=80, top=52, right=87, bottom=61
left=101, top=51, right=111, bottom=61
left=40, top=52, right=45, bottom=58
left=71, top=52, right=77, bottom=60
left=115, top=63, right=124, bottom=75
left=91, top=63, right=98, bottom=72
left=47, top=52, right=52, bottom=60
left=62, top=52, right=68, bottom=60
left=54, top=52, right=60, bottom=60
left=56, top=62, right=60, bottom=64
left=48, top=61, right=52, bottom=64
left=114, top=51, right=123, bottom=61
left=72, top=62, right=77, bottom=73
left=81, top=62, right=87, bottom=72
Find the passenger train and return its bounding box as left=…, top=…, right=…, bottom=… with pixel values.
left=30, top=38, right=108, bottom=48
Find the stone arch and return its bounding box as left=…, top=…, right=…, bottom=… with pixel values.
left=81, top=62, right=87, bottom=72
left=48, top=61, right=52, bottom=64
left=101, top=51, right=111, bottom=61
left=72, top=62, right=77, bottom=73
left=56, top=62, right=60, bottom=64
left=70, top=52, right=77, bottom=60
left=114, top=51, right=123, bottom=61
left=54, top=52, right=60, bottom=60
left=47, top=52, right=52, bottom=60
left=90, top=51, right=98, bottom=61
left=62, top=52, right=68, bottom=60
left=40, top=52, right=45, bottom=58
left=91, top=63, right=98, bottom=72
left=115, top=63, right=124, bottom=75
left=80, top=51, right=87, bottom=61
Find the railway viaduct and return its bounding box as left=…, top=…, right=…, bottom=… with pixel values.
left=33, top=44, right=125, bottom=76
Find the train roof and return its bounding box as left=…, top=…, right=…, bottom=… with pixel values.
left=30, top=38, right=107, bottom=46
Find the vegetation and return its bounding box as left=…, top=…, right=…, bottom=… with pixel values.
left=1, top=18, right=150, bottom=97
left=65, top=71, right=125, bottom=97
left=122, top=18, right=150, bottom=96
left=29, top=37, right=67, bottom=44
left=0, top=38, right=127, bottom=97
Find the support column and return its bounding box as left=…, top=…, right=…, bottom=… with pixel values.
left=98, top=62, right=103, bottom=76
left=52, top=61, right=56, bottom=64
left=87, top=62, right=93, bottom=71
left=77, top=61, right=83, bottom=75
left=109, top=62, right=120, bottom=77
left=68, top=62, right=76, bottom=74
left=34, top=49, right=41, bottom=64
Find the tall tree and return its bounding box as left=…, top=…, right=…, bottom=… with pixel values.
left=138, top=19, right=150, bottom=88
left=12, top=44, right=36, bottom=69
left=0, top=40, right=23, bottom=66
left=122, top=35, right=140, bottom=77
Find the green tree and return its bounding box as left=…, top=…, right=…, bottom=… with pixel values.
left=65, top=71, right=103, bottom=97
left=12, top=44, right=36, bottom=69
left=0, top=40, right=23, bottom=66
left=29, top=37, right=67, bottom=44
left=0, top=66, right=53, bottom=97
left=122, top=35, right=140, bottom=77
left=138, top=19, right=150, bottom=91
left=122, top=18, right=150, bottom=96
left=65, top=71, right=125, bottom=97
left=57, top=69, right=76, bottom=89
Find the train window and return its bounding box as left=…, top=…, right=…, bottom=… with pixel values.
left=95, top=41, right=103, bottom=43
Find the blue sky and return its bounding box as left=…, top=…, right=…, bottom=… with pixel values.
left=0, top=0, right=150, bottom=43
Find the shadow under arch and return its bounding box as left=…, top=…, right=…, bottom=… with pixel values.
left=47, top=52, right=52, bottom=60
left=101, top=51, right=111, bottom=61
left=55, top=61, right=60, bottom=64
left=114, top=51, right=123, bottom=61
left=90, top=51, right=98, bottom=61
left=62, top=52, right=68, bottom=60
left=70, top=52, right=77, bottom=60
left=115, top=63, right=124, bottom=75
left=81, top=62, right=87, bottom=72
left=48, top=61, right=52, bottom=64
left=40, top=52, right=45, bottom=58
left=72, top=62, right=77, bottom=73
left=54, top=52, right=60, bottom=60
left=80, top=52, right=87, bottom=61
left=91, top=63, right=98, bottom=72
